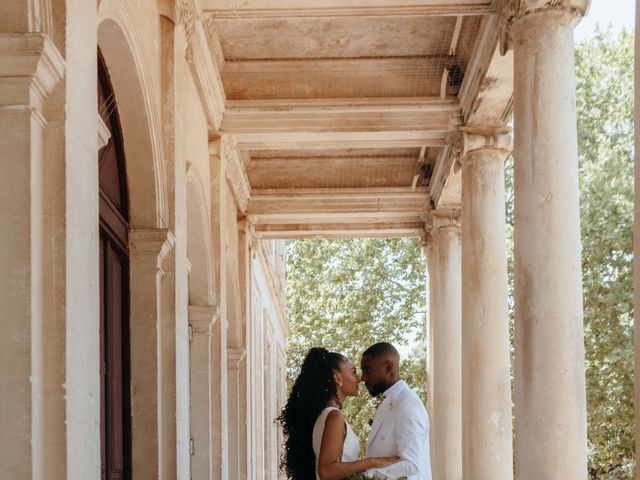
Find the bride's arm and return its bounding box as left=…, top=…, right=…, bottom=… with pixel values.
left=317, top=410, right=399, bottom=480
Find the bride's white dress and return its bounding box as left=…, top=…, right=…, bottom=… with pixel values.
left=312, top=406, right=361, bottom=480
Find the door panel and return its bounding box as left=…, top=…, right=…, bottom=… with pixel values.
left=99, top=51, right=131, bottom=480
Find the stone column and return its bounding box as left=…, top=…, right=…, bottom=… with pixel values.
left=509, top=2, right=589, bottom=478
left=189, top=305, right=218, bottom=480
left=460, top=131, right=513, bottom=480
left=426, top=213, right=462, bottom=480
left=129, top=229, right=176, bottom=479
left=0, top=33, right=64, bottom=478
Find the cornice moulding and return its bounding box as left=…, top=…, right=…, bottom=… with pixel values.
left=176, top=0, right=226, bottom=132
left=189, top=304, right=220, bottom=334
left=221, top=135, right=251, bottom=213
left=0, top=33, right=65, bottom=108
left=130, top=228, right=176, bottom=259
left=227, top=348, right=246, bottom=367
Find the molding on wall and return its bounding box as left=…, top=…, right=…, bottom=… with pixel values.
left=175, top=0, right=226, bottom=132
left=222, top=135, right=251, bottom=213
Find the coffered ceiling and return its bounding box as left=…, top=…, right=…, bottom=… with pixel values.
left=197, top=0, right=513, bottom=237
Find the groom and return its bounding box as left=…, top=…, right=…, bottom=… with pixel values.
left=361, top=342, right=432, bottom=480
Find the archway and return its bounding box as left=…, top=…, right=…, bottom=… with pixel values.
left=98, top=4, right=171, bottom=477
left=98, top=51, right=131, bottom=480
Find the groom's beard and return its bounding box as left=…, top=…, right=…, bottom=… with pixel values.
left=367, top=381, right=389, bottom=397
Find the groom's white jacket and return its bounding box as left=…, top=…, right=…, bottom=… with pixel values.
left=365, top=380, right=432, bottom=480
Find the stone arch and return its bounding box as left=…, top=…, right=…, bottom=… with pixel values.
left=97, top=0, right=168, bottom=228
left=186, top=163, right=214, bottom=305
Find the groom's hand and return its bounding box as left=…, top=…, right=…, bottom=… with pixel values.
left=370, top=455, right=402, bottom=469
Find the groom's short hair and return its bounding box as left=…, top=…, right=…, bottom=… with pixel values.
left=362, top=342, right=399, bottom=360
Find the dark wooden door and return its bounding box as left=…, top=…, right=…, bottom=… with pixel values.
left=98, top=52, right=131, bottom=480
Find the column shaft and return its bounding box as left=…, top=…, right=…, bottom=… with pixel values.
left=512, top=9, right=588, bottom=479
left=427, top=215, right=462, bottom=480
left=461, top=143, right=513, bottom=480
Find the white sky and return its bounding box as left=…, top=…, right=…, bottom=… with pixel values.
left=575, top=0, right=635, bottom=42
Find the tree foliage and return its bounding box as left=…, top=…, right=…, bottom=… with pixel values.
left=285, top=238, right=427, bottom=448
left=576, top=28, right=635, bottom=478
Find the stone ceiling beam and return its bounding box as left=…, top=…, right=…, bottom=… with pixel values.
left=202, top=0, right=496, bottom=19
left=248, top=190, right=428, bottom=219
left=252, top=221, right=426, bottom=239
left=223, top=97, right=460, bottom=134
left=231, top=130, right=450, bottom=151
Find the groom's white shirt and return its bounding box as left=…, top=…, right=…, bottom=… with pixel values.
left=365, top=380, right=432, bottom=480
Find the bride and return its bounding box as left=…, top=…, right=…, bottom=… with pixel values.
left=278, top=347, right=401, bottom=480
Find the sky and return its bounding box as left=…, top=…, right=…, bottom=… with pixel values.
left=575, top=0, right=635, bottom=42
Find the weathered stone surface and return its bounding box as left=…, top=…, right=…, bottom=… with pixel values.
left=512, top=5, right=588, bottom=479
left=427, top=212, right=462, bottom=480
left=461, top=135, right=513, bottom=480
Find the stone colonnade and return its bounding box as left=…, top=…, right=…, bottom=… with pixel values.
left=426, top=1, right=590, bottom=478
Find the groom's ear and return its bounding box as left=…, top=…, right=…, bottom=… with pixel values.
left=386, top=358, right=395, bottom=374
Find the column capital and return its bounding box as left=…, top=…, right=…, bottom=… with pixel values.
left=0, top=33, right=65, bottom=123
left=418, top=229, right=433, bottom=252
left=189, top=304, right=219, bottom=335
left=429, top=210, right=462, bottom=233
left=227, top=348, right=246, bottom=367
left=499, top=0, right=590, bottom=53
left=449, top=129, right=512, bottom=166
left=130, top=229, right=176, bottom=274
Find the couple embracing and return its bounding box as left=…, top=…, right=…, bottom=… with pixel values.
left=278, top=342, right=432, bottom=480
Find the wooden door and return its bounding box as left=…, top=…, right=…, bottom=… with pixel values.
left=98, top=52, right=131, bottom=480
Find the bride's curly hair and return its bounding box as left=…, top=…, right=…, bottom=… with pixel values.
left=277, top=347, right=347, bottom=479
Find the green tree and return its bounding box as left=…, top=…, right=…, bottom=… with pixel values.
left=285, top=238, right=428, bottom=448
left=576, top=28, right=635, bottom=478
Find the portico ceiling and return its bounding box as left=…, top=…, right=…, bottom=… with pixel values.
left=198, top=0, right=513, bottom=238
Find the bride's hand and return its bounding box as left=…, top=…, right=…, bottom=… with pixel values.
left=369, top=455, right=402, bottom=468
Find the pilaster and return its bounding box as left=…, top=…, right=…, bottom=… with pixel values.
left=0, top=31, right=64, bottom=480
left=129, top=228, right=176, bottom=480
left=209, top=137, right=229, bottom=479
left=189, top=304, right=219, bottom=480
